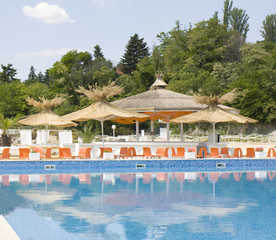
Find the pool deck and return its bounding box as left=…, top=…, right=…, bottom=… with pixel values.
left=0, top=216, right=20, bottom=240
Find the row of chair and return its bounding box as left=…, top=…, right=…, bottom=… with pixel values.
left=100, top=146, right=276, bottom=159
left=196, top=147, right=276, bottom=158
left=0, top=147, right=92, bottom=159
left=100, top=147, right=186, bottom=159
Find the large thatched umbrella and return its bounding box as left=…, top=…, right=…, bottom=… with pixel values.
left=112, top=75, right=238, bottom=141
left=18, top=96, right=77, bottom=128
left=171, top=90, right=257, bottom=145
left=60, top=82, right=149, bottom=145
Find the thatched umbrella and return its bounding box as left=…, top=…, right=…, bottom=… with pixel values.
left=60, top=82, right=149, bottom=144
left=18, top=96, right=77, bottom=128
left=112, top=75, right=238, bottom=141
left=171, top=90, right=257, bottom=145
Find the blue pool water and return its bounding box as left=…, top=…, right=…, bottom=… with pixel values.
left=1, top=169, right=276, bottom=239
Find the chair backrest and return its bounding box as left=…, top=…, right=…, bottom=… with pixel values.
left=267, top=148, right=276, bottom=158
left=1, top=148, right=10, bottom=159
left=156, top=147, right=165, bottom=157
left=197, top=147, right=208, bottom=158
left=164, top=147, right=176, bottom=157
left=78, top=147, right=91, bottom=159
left=220, top=147, right=229, bottom=155
left=246, top=148, right=255, bottom=158
left=233, top=148, right=243, bottom=158
left=177, top=147, right=185, bottom=157
left=100, top=147, right=112, bottom=158
left=44, top=148, right=52, bottom=159
left=19, top=148, right=30, bottom=159
left=209, top=148, right=220, bottom=157
left=59, top=148, right=72, bottom=158
left=143, top=147, right=152, bottom=157
left=126, top=147, right=137, bottom=158
left=119, top=147, right=128, bottom=156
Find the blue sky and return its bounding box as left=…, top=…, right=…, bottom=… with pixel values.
left=0, top=0, right=275, bottom=80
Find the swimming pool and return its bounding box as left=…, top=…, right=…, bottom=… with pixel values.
left=1, top=163, right=276, bottom=239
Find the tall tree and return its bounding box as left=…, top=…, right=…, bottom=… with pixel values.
left=25, top=66, right=37, bottom=85
left=0, top=64, right=18, bottom=83
left=261, top=14, right=276, bottom=43
left=121, top=34, right=149, bottom=74
left=93, top=44, right=104, bottom=59
left=229, top=7, right=249, bottom=41
left=223, top=0, right=233, bottom=27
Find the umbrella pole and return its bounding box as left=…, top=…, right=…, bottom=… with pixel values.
left=151, top=120, right=154, bottom=142
left=136, top=120, right=139, bottom=142
left=180, top=123, right=183, bottom=142
left=166, top=122, right=170, bottom=142
left=212, top=122, right=216, bottom=146
left=101, top=120, right=104, bottom=148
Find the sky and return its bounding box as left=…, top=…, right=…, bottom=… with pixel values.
left=0, top=0, right=276, bottom=81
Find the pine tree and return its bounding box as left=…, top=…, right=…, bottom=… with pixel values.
left=121, top=34, right=149, bottom=74
left=94, top=45, right=104, bottom=59
left=261, top=14, right=276, bottom=43
left=0, top=64, right=17, bottom=83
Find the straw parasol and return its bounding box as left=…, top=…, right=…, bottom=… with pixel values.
left=171, top=90, right=257, bottom=145
left=112, top=74, right=238, bottom=141
left=18, top=96, right=77, bottom=128
left=60, top=82, right=149, bottom=144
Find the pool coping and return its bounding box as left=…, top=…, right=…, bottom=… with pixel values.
left=0, top=215, right=20, bottom=240
left=0, top=158, right=276, bottom=174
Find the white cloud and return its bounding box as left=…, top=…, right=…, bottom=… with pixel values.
left=14, top=48, right=73, bottom=60
left=23, top=2, right=75, bottom=24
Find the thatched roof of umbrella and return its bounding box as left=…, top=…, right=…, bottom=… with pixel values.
left=112, top=75, right=238, bottom=121
left=171, top=90, right=257, bottom=145
left=171, top=90, right=257, bottom=124
left=18, top=96, right=77, bottom=127
left=60, top=82, right=149, bottom=123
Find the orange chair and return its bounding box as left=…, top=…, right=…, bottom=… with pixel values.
left=176, top=147, right=185, bottom=158
left=267, top=148, right=276, bottom=158
left=143, top=147, right=154, bottom=158
left=41, top=148, right=52, bottom=159
left=245, top=148, right=255, bottom=158
left=164, top=147, right=176, bottom=157
left=115, top=147, right=128, bottom=159
left=77, top=147, right=91, bottom=159
left=59, top=148, right=75, bottom=159
left=156, top=147, right=165, bottom=158
left=19, top=148, right=30, bottom=159
left=0, top=148, right=10, bottom=159
left=100, top=147, right=112, bottom=158
left=196, top=147, right=208, bottom=158
left=206, top=148, right=221, bottom=158
left=220, top=147, right=230, bottom=157
left=230, top=148, right=243, bottom=158
left=126, top=147, right=143, bottom=158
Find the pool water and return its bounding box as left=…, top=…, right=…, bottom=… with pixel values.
left=1, top=171, right=276, bottom=239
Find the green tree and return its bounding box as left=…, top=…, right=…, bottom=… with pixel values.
left=261, top=14, right=276, bottom=43
left=0, top=64, right=18, bottom=83
left=223, top=0, right=233, bottom=27
left=229, top=7, right=249, bottom=41
left=121, top=33, right=149, bottom=74
left=25, top=66, right=38, bottom=85
left=0, top=81, right=29, bottom=118
left=93, top=44, right=104, bottom=59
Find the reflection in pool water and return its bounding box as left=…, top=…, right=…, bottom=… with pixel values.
left=1, top=171, right=276, bottom=239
